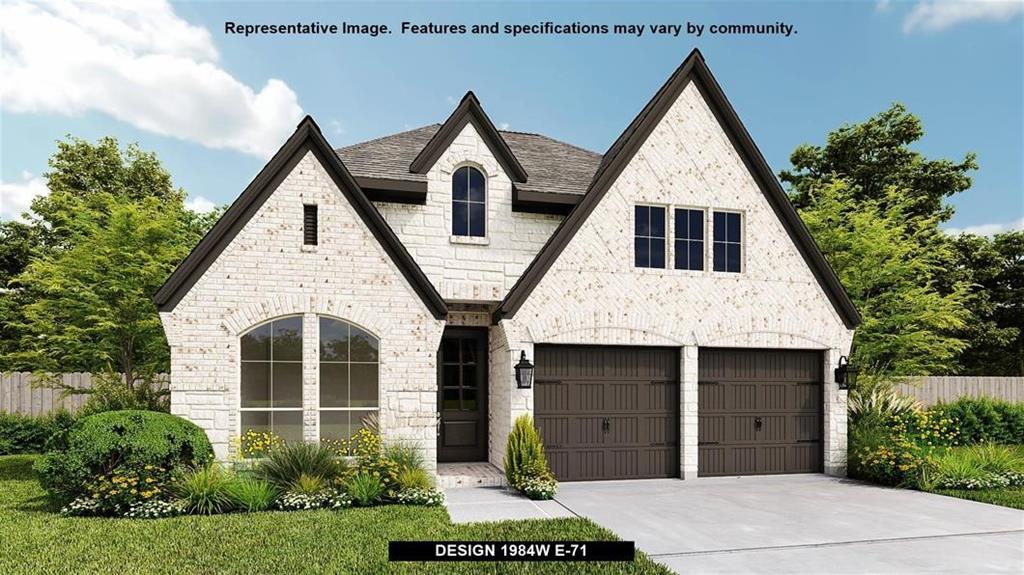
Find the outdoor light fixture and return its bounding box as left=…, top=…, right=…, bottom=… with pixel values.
left=834, top=355, right=859, bottom=390
left=514, top=351, right=535, bottom=389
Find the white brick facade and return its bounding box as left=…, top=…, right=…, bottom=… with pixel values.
left=375, top=122, right=562, bottom=302
left=162, top=68, right=853, bottom=479
left=160, top=151, right=445, bottom=463
left=499, top=81, right=854, bottom=476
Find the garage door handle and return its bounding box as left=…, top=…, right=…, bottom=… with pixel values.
left=602, top=418, right=610, bottom=433
left=754, top=416, right=763, bottom=431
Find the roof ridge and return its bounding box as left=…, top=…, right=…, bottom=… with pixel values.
left=335, top=124, right=440, bottom=152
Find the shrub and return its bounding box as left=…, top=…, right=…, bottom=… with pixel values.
left=927, top=398, right=1024, bottom=445
left=848, top=387, right=920, bottom=423
left=34, top=410, right=213, bottom=501
left=504, top=415, right=558, bottom=499
left=291, top=473, right=327, bottom=495
left=76, top=373, right=170, bottom=417
left=847, top=409, right=957, bottom=487
left=350, top=429, right=399, bottom=495
left=384, top=442, right=425, bottom=473
left=83, top=463, right=173, bottom=514
left=227, top=477, right=278, bottom=512
left=921, top=444, right=1024, bottom=490
left=345, top=471, right=386, bottom=506
left=175, top=464, right=235, bottom=515
left=396, top=467, right=433, bottom=491
left=257, top=441, right=346, bottom=489
left=396, top=487, right=445, bottom=506
left=0, top=411, right=76, bottom=455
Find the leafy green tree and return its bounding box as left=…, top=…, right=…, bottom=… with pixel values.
left=949, top=232, right=1024, bottom=375
left=781, top=103, right=977, bottom=223
left=798, top=181, right=969, bottom=375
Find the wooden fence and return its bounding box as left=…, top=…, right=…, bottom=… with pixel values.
left=0, top=372, right=168, bottom=416
left=896, top=376, right=1023, bottom=406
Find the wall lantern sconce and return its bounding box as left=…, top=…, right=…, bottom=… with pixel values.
left=834, top=355, right=859, bottom=390
left=515, top=351, right=535, bottom=389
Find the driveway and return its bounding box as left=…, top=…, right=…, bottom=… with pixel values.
left=554, top=474, right=1024, bottom=573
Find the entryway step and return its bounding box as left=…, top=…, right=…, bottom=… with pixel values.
left=437, top=462, right=507, bottom=489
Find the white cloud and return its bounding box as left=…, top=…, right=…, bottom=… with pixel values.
left=0, top=0, right=304, bottom=157
left=185, top=195, right=217, bottom=214
left=876, top=0, right=893, bottom=13
left=944, top=217, right=1024, bottom=236
left=498, top=122, right=511, bottom=130
left=446, top=95, right=457, bottom=105
left=329, top=119, right=345, bottom=136
left=903, top=0, right=1024, bottom=33
left=0, top=172, right=50, bottom=222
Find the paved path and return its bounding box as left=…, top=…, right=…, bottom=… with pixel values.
left=554, top=474, right=1024, bottom=573
left=444, top=486, right=574, bottom=523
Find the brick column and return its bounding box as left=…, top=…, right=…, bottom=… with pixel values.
left=823, top=348, right=848, bottom=476
left=680, top=345, right=699, bottom=479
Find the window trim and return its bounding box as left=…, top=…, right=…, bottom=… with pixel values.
left=672, top=206, right=707, bottom=272
left=712, top=209, right=744, bottom=274
left=633, top=203, right=668, bottom=269
left=450, top=164, right=487, bottom=239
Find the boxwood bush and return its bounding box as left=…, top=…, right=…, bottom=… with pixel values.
left=0, top=411, right=77, bottom=455
left=34, top=410, right=213, bottom=501
left=927, top=398, right=1024, bottom=445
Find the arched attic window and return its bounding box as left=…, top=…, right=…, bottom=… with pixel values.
left=452, top=166, right=486, bottom=237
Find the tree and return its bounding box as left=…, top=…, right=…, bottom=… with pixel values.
left=781, top=103, right=977, bottom=223
left=798, top=181, right=969, bottom=375
left=949, top=232, right=1024, bottom=375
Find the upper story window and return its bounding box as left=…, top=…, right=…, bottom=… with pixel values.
left=452, top=166, right=486, bottom=237
left=713, top=211, right=743, bottom=273
left=634, top=205, right=666, bottom=269
left=674, top=208, right=705, bottom=271
left=240, top=316, right=303, bottom=442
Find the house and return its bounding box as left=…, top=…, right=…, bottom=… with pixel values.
left=155, top=49, right=858, bottom=481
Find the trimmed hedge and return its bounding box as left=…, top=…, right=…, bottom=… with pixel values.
left=927, top=397, right=1024, bottom=445
left=34, top=410, right=213, bottom=500
left=0, top=411, right=77, bottom=455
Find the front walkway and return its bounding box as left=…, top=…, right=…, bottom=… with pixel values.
left=554, top=474, right=1024, bottom=573
left=444, top=487, right=575, bottom=523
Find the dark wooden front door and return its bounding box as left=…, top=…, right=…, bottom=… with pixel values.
left=534, top=345, right=680, bottom=481
left=437, top=328, right=488, bottom=462
left=698, top=348, right=824, bottom=476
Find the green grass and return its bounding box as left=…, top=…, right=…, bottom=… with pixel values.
left=0, top=456, right=670, bottom=574
left=931, top=488, right=1024, bottom=510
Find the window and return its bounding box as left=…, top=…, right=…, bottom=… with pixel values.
left=674, top=208, right=705, bottom=271
left=452, top=166, right=485, bottom=237
left=713, top=211, right=742, bottom=273
left=303, top=205, right=318, bottom=246
left=440, top=337, right=479, bottom=411
left=319, top=317, right=379, bottom=444
left=634, top=205, right=666, bottom=268
left=240, top=316, right=303, bottom=442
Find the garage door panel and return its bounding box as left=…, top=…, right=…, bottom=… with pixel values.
left=535, top=345, right=679, bottom=481
left=698, top=349, right=823, bottom=477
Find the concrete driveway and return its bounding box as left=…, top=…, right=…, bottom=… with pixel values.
left=554, top=474, right=1024, bottom=574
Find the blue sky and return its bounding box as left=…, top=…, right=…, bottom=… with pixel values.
left=2, top=1, right=1021, bottom=233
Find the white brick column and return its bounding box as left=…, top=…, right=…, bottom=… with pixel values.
left=302, top=312, right=319, bottom=443
left=823, top=348, right=848, bottom=476
left=680, top=345, right=699, bottom=479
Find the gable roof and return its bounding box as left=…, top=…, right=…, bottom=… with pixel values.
left=409, top=91, right=529, bottom=182
left=336, top=124, right=601, bottom=199
left=495, top=49, right=861, bottom=329
left=153, top=116, right=448, bottom=319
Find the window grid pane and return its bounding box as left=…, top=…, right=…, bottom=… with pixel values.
left=634, top=205, right=666, bottom=269
left=453, top=167, right=485, bottom=237
left=674, top=209, right=705, bottom=271
left=713, top=211, right=742, bottom=273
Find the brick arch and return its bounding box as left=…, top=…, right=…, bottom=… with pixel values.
left=222, top=294, right=388, bottom=338
left=693, top=314, right=836, bottom=349
left=520, top=310, right=692, bottom=346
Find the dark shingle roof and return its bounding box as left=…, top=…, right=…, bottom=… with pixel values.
left=336, top=125, right=601, bottom=196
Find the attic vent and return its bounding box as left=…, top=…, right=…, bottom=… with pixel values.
left=303, top=204, right=318, bottom=246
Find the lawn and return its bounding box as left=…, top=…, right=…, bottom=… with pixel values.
left=931, top=487, right=1024, bottom=510
left=0, top=456, right=671, bottom=575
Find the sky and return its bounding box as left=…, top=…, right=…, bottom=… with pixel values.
left=2, top=0, right=1022, bottom=234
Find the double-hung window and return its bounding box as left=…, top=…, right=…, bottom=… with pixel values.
left=713, top=211, right=743, bottom=273
left=674, top=208, right=705, bottom=271
left=634, top=205, right=666, bottom=269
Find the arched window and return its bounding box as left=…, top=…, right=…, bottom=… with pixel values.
left=319, top=317, right=379, bottom=442
left=240, top=316, right=303, bottom=442
left=452, top=166, right=485, bottom=237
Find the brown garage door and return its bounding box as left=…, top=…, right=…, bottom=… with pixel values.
left=534, top=345, right=679, bottom=481
left=698, top=348, right=823, bottom=476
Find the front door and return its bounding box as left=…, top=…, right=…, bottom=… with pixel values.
left=437, top=327, right=488, bottom=462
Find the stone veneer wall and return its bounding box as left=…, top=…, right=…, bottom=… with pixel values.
left=374, top=123, right=563, bottom=302
left=495, top=81, right=854, bottom=476
left=160, top=151, right=445, bottom=464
